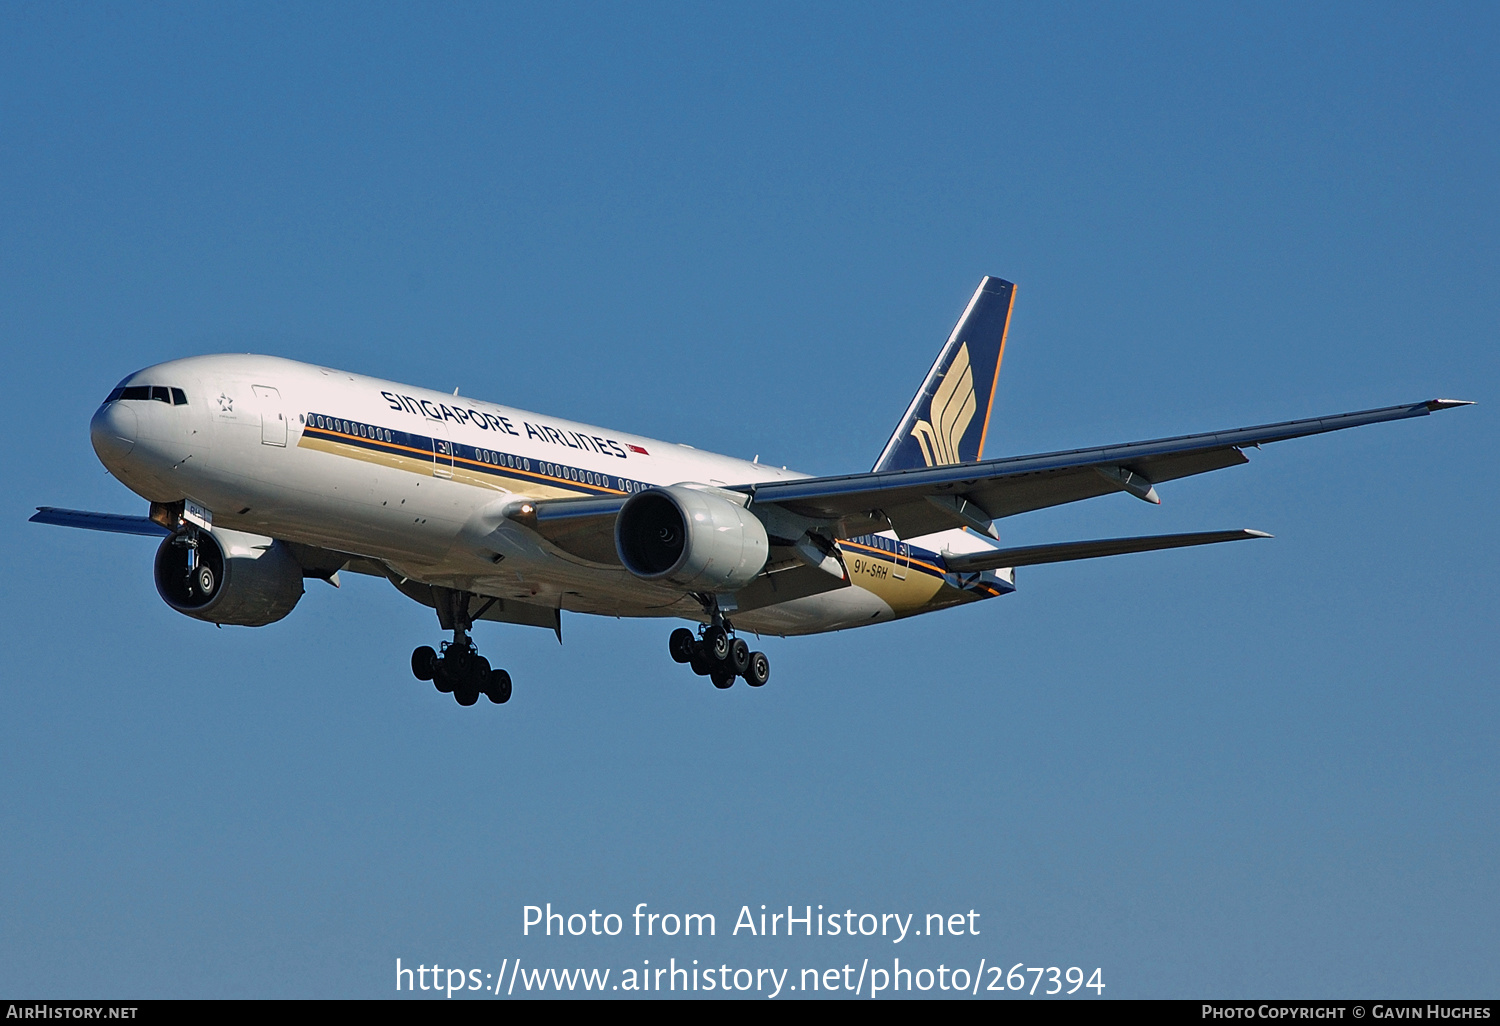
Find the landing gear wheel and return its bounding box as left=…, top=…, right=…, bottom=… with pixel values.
left=411, top=646, right=437, bottom=681
left=468, top=654, right=491, bottom=689
left=727, top=638, right=751, bottom=676
left=689, top=644, right=713, bottom=676
left=745, top=651, right=770, bottom=687
left=193, top=565, right=216, bottom=598
left=669, top=628, right=696, bottom=664
left=711, top=668, right=735, bottom=689
left=444, top=648, right=469, bottom=679
left=419, top=589, right=514, bottom=707
left=702, top=626, right=730, bottom=663
left=485, top=668, right=512, bottom=704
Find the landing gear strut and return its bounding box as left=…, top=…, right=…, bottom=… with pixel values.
left=669, top=602, right=770, bottom=689
left=411, top=590, right=512, bottom=706
left=170, top=526, right=217, bottom=601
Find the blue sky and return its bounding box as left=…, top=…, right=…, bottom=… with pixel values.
left=1, top=2, right=1495, bottom=998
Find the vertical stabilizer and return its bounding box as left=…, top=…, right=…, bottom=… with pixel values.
left=872, top=277, right=1016, bottom=472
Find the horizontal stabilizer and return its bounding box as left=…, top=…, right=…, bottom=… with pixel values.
left=944, top=529, right=1270, bottom=572
left=30, top=507, right=170, bottom=537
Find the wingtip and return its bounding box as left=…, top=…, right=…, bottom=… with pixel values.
left=1244, top=529, right=1273, bottom=539
left=1425, top=398, right=1476, bottom=411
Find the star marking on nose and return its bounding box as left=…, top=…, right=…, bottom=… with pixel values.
left=218, top=393, right=233, bottom=411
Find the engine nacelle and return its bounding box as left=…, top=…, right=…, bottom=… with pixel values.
left=615, top=485, right=769, bottom=593
left=154, top=527, right=305, bottom=626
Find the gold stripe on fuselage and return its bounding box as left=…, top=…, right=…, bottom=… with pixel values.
left=299, top=429, right=604, bottom=501
left=836, top=539, right=976, bottom=618
left=299, top=432, right=435, bottom=478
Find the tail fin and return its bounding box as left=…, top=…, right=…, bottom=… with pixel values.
left=872, top=276, right=1016, bottom=472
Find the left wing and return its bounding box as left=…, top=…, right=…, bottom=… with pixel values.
left=742, top=399, right=1472, bottom=539
left=505, top=497, right=623, bottom=564
left=510, top=399, right=1470, bottom=562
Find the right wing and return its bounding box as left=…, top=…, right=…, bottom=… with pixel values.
left=30, top=507, right=170, bottom=536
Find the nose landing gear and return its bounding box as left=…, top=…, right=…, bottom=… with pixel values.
left=669, top=616, right=770, bottom=690
left=170, top=527, right=218, bottom=601
left=410, top=590, right=512, bottom=706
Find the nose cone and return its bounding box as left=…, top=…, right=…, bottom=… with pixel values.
left=91, top=402, right=138, bottom=468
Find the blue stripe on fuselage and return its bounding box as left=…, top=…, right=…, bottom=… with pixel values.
left=301, top=412, right=651, bottom=496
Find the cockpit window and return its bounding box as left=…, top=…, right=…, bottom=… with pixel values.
left=106, top=384, right=186, bottom=404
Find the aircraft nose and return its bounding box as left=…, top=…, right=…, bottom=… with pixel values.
left=90, top=401, right=138, bottom=467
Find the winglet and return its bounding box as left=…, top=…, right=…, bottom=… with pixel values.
left=1425, top=399, right=1475, bottom=411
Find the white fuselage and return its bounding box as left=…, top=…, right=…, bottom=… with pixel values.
left=90, top=355, right=1010, bottom=636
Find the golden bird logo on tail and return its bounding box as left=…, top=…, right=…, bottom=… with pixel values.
left=909, top=342, right=977, bottom=466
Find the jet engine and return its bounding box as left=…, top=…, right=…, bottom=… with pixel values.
left=154, top=527, right=305, bottom=626
left=615, top=485, right=768, bottom=593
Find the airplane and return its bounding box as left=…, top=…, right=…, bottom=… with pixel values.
left=32, top=276, right=1471, bottom=706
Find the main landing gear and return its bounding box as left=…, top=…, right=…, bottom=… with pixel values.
left=410, top=590, right=511, bottom=707
left=669, top=616, right=770, bottom=690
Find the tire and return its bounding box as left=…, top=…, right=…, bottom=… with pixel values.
left=486, top=668, right=512, bottom=705
left=711, top=669, right=735, bottom=690
left=727, top=638, right=751, bottom=676
left=702, top=626, right=730, bottom=663
left=411, top=646, right=437, bottom=681
left=432, top=662, right=455, bottom=694
left=745, top=651, right=770, bottom=687
left=469, top=654, right=491, bottom=690
left=669, top=627, right=696, bottom=664
left=445, top=647, right=469, bottom=677
left=454, top=687, right=479, bottom=706
left=689, top=644, right=712, bottom=676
